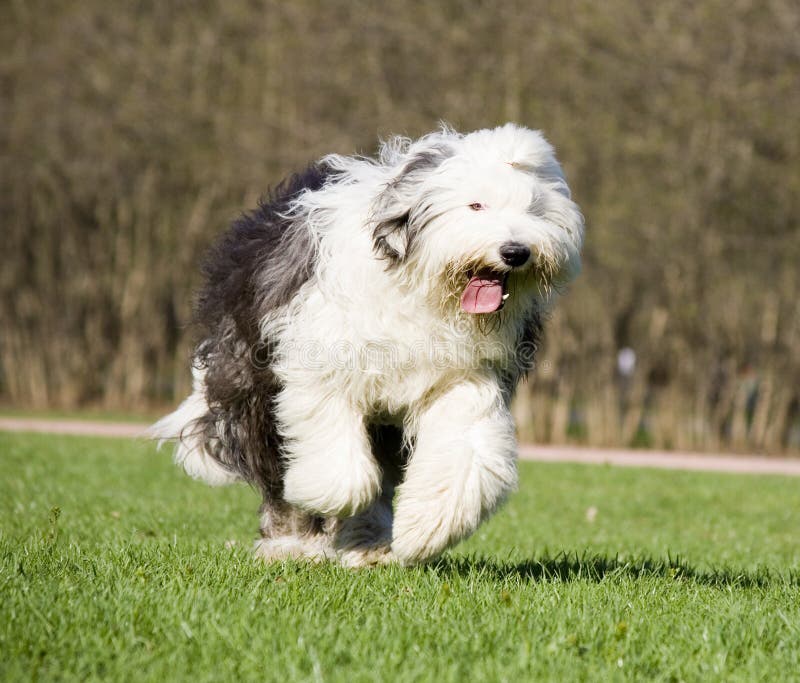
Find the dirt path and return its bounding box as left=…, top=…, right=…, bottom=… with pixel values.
left=2, top=416, right=800, bottom=477
left=516, top=444, right=800, bottom=477
left=0, top=417, right=149, bottom=439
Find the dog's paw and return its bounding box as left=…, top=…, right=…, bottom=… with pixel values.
left=338, top=545, right=396, bottom=568
left=390, top=521, right=448, bottom=566
left=391, top=500, right=470, bottom=566
left=283, top=453, right=382, bottom=517
left=254, top=535, right=334, bottom=563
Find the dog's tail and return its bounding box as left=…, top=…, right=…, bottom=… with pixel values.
left=149, top=365, right=242, bottom=487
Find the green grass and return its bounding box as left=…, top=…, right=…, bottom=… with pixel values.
left=1, top=432, right=798, bottom=682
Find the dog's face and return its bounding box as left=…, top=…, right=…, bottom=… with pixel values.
left=372, top=124, right=583, bottom=317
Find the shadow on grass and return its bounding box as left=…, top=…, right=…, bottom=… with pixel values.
left=433, top=552, right=799, bottom=589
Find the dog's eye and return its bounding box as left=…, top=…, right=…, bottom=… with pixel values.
left=468, top=202, right=485, bottom=211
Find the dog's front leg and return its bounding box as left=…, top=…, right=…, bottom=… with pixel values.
left=279, top=383, right=382, bottom=517
left=392, top=378, right=518, bottom=565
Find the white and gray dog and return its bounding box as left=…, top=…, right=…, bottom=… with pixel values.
left=153, top=123, right=583, bottom=566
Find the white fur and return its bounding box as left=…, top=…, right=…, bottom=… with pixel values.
left=391, top=377, right=518, bottom=564
left=278, top=385, right=382, bottom=517
left=272, top=125, right=581, bottom=562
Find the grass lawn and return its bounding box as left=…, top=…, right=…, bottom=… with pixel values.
left=1, top=432, right=798, bottom=682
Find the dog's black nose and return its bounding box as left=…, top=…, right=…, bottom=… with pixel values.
left=499, top=242, right=531, bottom=268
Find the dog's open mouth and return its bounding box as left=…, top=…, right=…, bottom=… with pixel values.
left=460, top=269, right=510, bottom=314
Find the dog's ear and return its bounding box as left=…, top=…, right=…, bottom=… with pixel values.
left=371, top=145, right=451, bottom=263
left=373, top=209, right=412, bottom=261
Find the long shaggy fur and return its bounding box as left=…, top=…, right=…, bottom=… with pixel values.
left=152, top=123, right=584, bottom=566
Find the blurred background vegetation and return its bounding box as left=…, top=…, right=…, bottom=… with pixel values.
left=2, top=0, right=798, bottom=453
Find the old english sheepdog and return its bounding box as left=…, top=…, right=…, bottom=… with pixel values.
left=152, top=123, right=583, bottom=566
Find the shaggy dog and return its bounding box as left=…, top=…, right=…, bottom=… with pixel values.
left=152, top=124, right=583, bottom=566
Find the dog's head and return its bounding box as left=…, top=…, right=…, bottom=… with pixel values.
left=371, top=124, right=584, bottom=317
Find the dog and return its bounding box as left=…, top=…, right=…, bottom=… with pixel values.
left=152, top=123, right=583, bottom=566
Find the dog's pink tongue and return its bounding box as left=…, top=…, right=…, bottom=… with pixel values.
left=460, top=275, right=504, bottom=314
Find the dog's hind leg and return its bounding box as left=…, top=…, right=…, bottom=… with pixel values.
left=333, top=489, right=395, bottom=567
left=254, top=501, right=335, bottom=562
left=331, top=424, right=405, bottom=567
left=391, top=378, right=518, bottom=565
left=277, top=384, right=382, bottom=518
